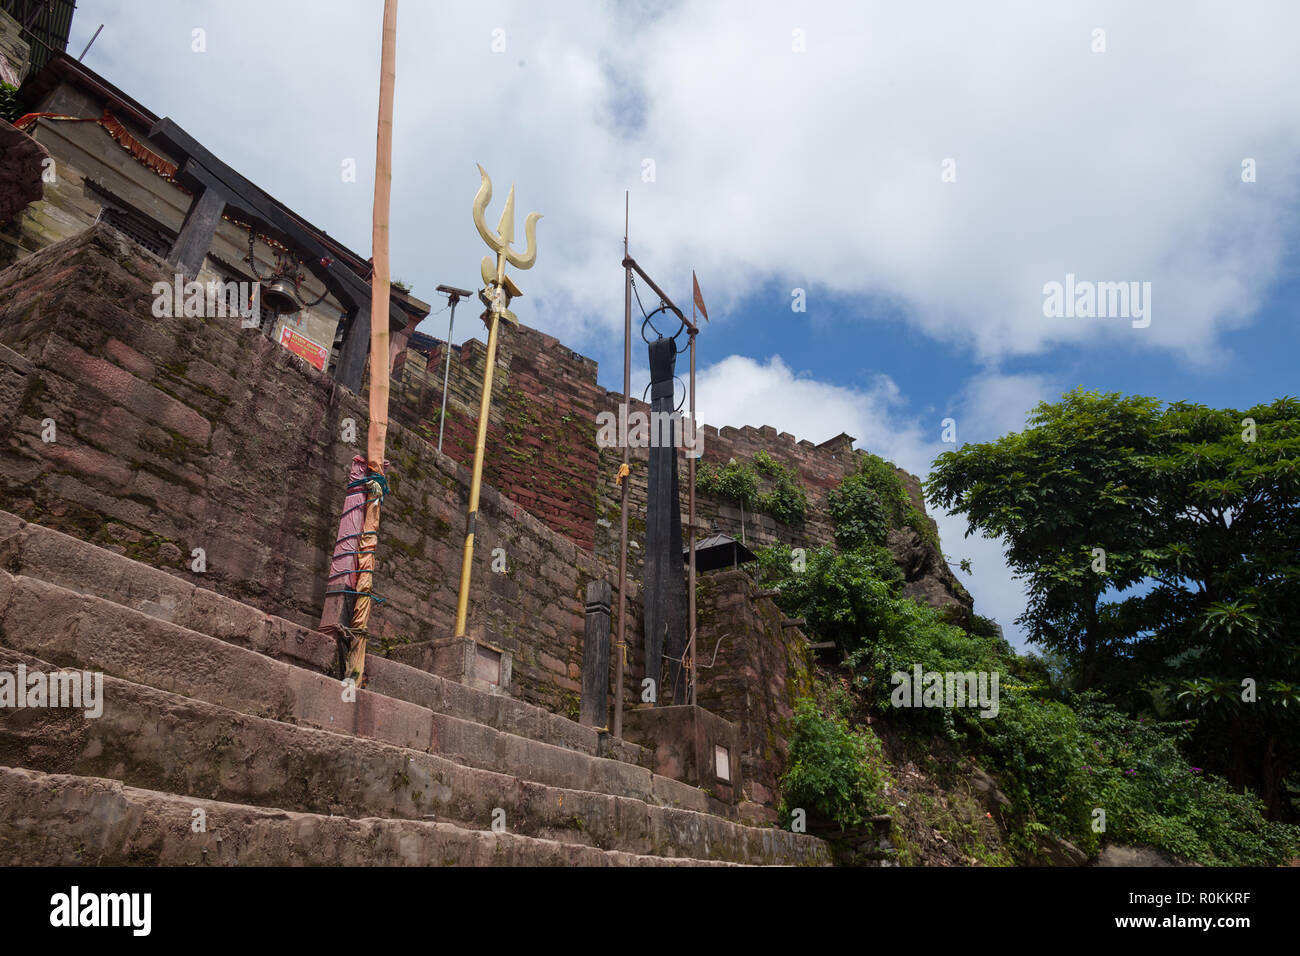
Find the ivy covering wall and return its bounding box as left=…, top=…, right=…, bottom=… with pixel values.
left=695, top=449, right=808, bottom=524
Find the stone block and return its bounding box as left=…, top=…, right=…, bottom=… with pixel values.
left=622, top=704, right=744, bottom=806
left=390, top=631, right=512, bottom=696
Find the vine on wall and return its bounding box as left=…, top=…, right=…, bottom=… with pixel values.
left=696, top=449, right=808, bottom=524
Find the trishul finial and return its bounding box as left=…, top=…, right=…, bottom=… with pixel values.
left=472, top=164, right=541, bottom=326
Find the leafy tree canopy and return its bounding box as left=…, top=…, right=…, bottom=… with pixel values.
left=926, top=388, right=1300, bottom=815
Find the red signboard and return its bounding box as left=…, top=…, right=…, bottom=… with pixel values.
left=278, top=325, right=329, bottom=371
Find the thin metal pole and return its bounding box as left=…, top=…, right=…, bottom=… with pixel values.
left=688, top=320, right=697, bottom=707
left=78, top=24, right=104, bottom=62
left=621, top=258, right=694, bottom=332
left=614, top=192, right=630, bottom=739
left=437, top=295, right=459, bottom=453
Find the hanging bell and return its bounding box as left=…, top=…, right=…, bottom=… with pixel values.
left=261, top=276, right=302, bottom=315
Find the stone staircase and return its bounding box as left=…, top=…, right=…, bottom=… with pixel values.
left=0, top=511, right=830, bottom=866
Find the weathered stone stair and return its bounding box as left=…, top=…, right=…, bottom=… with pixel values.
left=0, top=512, right=830, bottom=866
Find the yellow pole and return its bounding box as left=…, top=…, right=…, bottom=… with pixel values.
left=457, top=165, right=539, bottom=638
left=453, top=307, right=501, bottom=637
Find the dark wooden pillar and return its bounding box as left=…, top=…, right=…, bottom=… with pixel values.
left=581, top=579, right=612, bottom=728
left=334, top=304, right=372, bottom=393
left=643, top=335, right=689, bottom=705
left=167, top=183, right=226, bottom=277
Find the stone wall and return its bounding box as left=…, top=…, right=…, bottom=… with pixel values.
left=693, top=569, right=817, bottom=808
left=389, top=322, right=603, bottom=551
left=0, top=225, right=621, bottom=718
left=0, top=221, right=972, bottom=808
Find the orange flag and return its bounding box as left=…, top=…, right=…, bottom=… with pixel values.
left=692, top=270, right=708, bottom=322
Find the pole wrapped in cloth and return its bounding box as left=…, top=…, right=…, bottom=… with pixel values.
left=319, top=455, right=368, bottom=672
left=346, top=464, right=390, bottom=680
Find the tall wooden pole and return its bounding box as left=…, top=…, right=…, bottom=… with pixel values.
left=345, top=0, right=398, bottom=681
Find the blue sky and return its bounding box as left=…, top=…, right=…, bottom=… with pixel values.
left=63, top=0, right=1300, bottom=648
left=684, top=271, right=1300, bottom=439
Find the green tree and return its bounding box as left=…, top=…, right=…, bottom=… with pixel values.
left=927, top=389, right=1300, bottom=816
left=927, top=388, right=1164, bottom=688
left=1135, top=398, right=1300, bottom=815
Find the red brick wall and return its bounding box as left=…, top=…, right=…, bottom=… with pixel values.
left=389, top=319, right=964, bottom=620
left=389, top=323, right=602, bottom=551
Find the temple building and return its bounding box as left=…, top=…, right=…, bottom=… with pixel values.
left=2, top=51, right=428, bottom=385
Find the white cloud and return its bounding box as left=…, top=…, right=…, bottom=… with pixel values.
left=693, top=355, right=1040, bottom=647
left=694, top=354, right=934, bottom=469
left=955, top=370, right=1059, bottom=444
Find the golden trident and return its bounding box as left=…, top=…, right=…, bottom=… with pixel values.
left=453, top=165, right=542, bottom=637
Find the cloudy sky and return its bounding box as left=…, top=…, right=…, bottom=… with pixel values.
left=67, top=1, right=1300, bottom=648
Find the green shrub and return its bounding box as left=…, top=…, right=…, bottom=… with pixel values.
left=758, top=541, right=1000, bottom=706
left=0, top=83, right=20, bottom=124
left=827, top=470, right=889, bottom=549
left=779, top=698, right=891, bottom=830
left=848, top=599, right=1005, bottom=711
left=966, top=690, right=1300, bottom=865
left=1070, top=695, right=1299, bottom=865
left=750, top=450, right=783, bottom=477
left=853, top=453, right=940, bottom=549
left=696, top=451, right=807, bottom=524
left=696, top=459, right=758, bottom=508
left=756, top=542, right=901, bottom=656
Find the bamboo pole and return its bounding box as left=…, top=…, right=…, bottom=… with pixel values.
left=345, top=0, right=398, bottom=682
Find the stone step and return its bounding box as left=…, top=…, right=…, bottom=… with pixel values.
left=0, top=767, right=733, bottom=867
left=0, top=569, right=716, bottom=816
left=0, top=647, right=829, bottom=865
left=0, top=510, right=651, bottom=769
